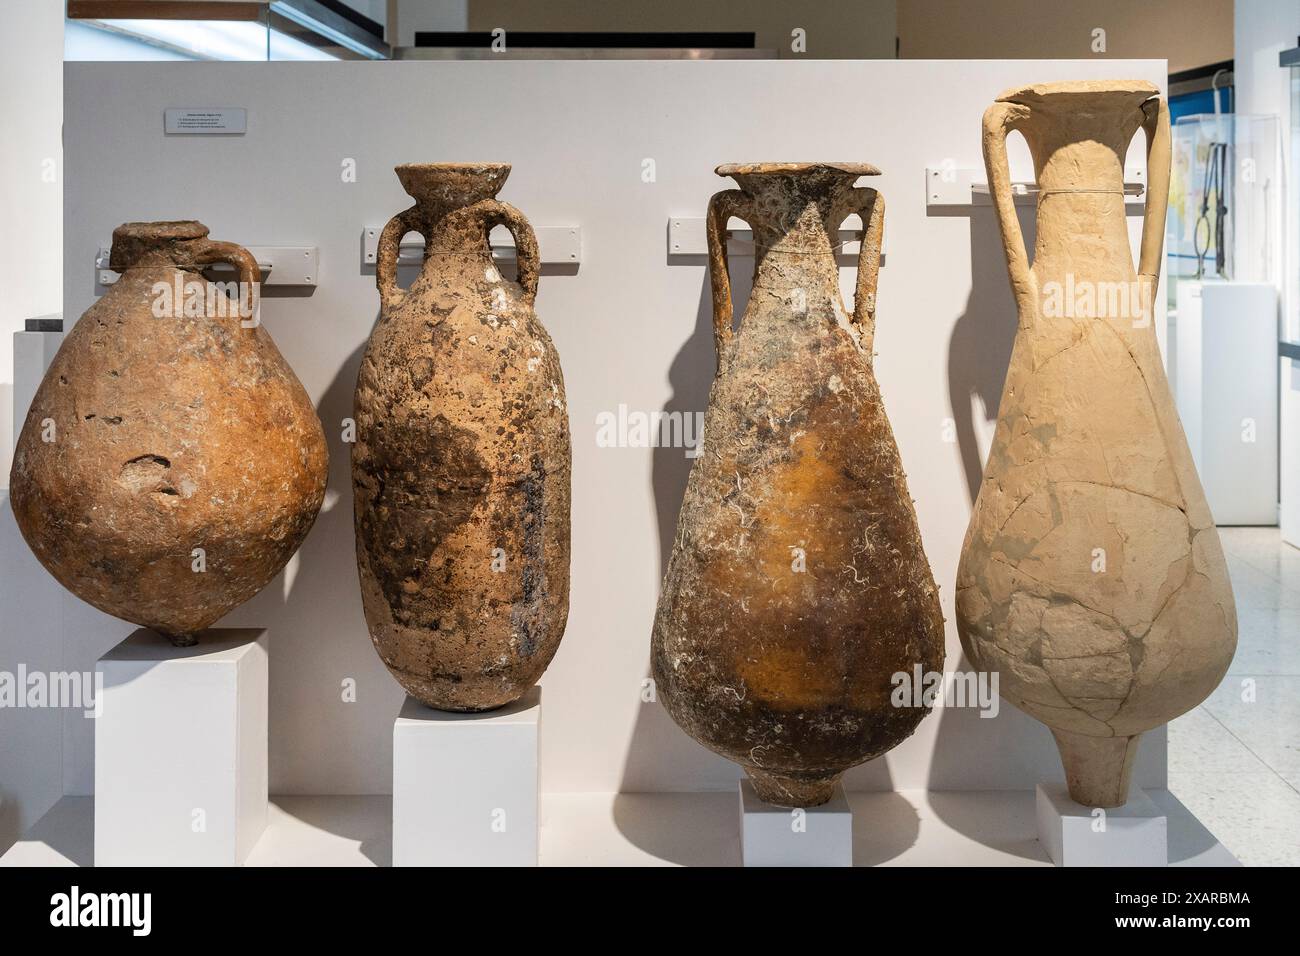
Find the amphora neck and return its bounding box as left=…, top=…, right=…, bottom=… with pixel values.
left=109, top=220, right=212, bottom=273
left=396, top=162, right=510, bottom=256
left=998, top=82, right=1156, bottom=193
left=720, top=163, right=876, bottom=256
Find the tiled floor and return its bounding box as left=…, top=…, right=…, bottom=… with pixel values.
left=1167, top=527, right=1300, bottom=867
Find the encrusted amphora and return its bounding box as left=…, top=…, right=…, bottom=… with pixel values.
left=651, top=163, right=946, bottom=807
left=10, top=221, right=328, bottom=647
left=353, top=164, right=571, bottom=712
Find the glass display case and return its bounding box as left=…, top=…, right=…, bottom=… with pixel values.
left=1166, top=111, right=1280, bottom=307
left=1282, top=46, right=1300, bottom=363
left=65, top=0, right=388, bottom=61
left=1166, top=112, right=1281, bottom=524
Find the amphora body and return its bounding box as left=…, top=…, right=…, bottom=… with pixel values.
left=10, top=221, right=328, bottom=646
left=651, top=163, right=945, bottom=807
left=956, top=82, right=1237, bottom=806
left=353, top=164, right=571, bottom=712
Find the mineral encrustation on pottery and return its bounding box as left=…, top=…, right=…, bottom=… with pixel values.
left=353, top=163, right=571, bottom=712
left=651, top=163, right=946, bottom=808
left=10, top=220, right=329, bottom=647
left=956, top=82, right=1237, bottom=807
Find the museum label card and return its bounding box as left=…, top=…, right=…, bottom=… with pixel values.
left=164, top=108, right=247, bottom=135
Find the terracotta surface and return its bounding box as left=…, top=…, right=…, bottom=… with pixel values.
left=353, top=163, right=571, bottom=712
left=10, top=221, right=328, bottom=646
left=957, top=82, right=1238, bottom=807
left=651, top=163, right=945, bottom=807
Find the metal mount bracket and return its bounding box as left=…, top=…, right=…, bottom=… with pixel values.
left=361, top=225, right=582, bottom=267
left=666, top=214, right=881, bottom=259
left=925, top=166, right=1146, bottom=208
left=96, top=245, right=320, bottom=287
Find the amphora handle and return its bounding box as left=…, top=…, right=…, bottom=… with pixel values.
left=194, top=239, right=261, bottom=328
left=982, top=101, right=1037, bottom=322
left=706, top=189, right=753, bottom=374
left=849, top=187, right=885, bottom=355
left=471, top=199, right=541, bottom=305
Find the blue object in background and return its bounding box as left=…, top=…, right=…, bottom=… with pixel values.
left=1171, top=85, right=1233, bottom=125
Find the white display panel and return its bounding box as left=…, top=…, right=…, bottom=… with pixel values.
left=1175, top=280, right=1280, bottom=525
left=54, top=58, right=1169, bottom=803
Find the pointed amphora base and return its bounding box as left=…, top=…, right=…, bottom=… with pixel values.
left=746, top=768, right=840, bottom=808
left=1051, top=729, right=1142, bottom=808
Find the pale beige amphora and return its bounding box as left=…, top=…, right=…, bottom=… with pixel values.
left=955, top=82, right=1237, bottom=807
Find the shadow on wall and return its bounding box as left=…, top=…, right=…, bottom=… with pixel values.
left=4, top=797, right=93, bottom=866
left=274, top=794, right=392, bottom=867
left=926, top=204, right=1032, bottom=856
left=945, top=207, right=1026, bottom=507
left=230, top=252, right=584, bottom=801
left=0, top=494, right=67, bottom=854
left=230, top=312, right=400, bottom=796
left=852, top=792, right=922, bottom=865
left=0, top=787, right=17, bottom=855
left=611, top=792, right=741, bottom=866
left=617, top=266, right=749, bottom=819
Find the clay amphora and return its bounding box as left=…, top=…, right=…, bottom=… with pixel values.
left=353, top=163, right=571, bottom=712
left=651, top=163, right=946, bottom=807
left=957, top=82, right=1237, bottom=807
left=10, top=221, right=328, bottom=646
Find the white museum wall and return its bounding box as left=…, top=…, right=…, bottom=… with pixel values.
left=0, top=0, right=63, bottom=481
left=0, top=499, right=65, bottom=852
left=56, top=58, right=1169, bottom=798
left=1235, top=0, right=1300, bottom=547
left=0, top=0, right=63, bottom=854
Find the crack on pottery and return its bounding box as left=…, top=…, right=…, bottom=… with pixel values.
left=959, top=87, right=1237, bottom=804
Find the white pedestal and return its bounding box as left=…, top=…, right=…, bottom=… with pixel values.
left=1037, top=783, right=1168, bottom=867
left=739, top=780, right=852, bottom=867
left=393, top=687, right=540, bottom=867
left=94, top=628, right=268, bottom=866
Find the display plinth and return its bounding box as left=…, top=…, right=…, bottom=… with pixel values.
left=392, top=687, right=540, bottom=867
left=94, top=628, right=268, bottom=867
left=1174, top=279, right=1279, bottom=524
left=739, top=780, right=852, bottom=867
left=1036, top=783, right=1167, bottom=867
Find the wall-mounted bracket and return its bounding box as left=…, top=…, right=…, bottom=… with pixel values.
left=925, top=166, right=1146, bottom=208
left=361, top=226, right=582, bottom=267
left=95, top=245, right=319, bottom=287
left=666, top=214, right=881, bottom=260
